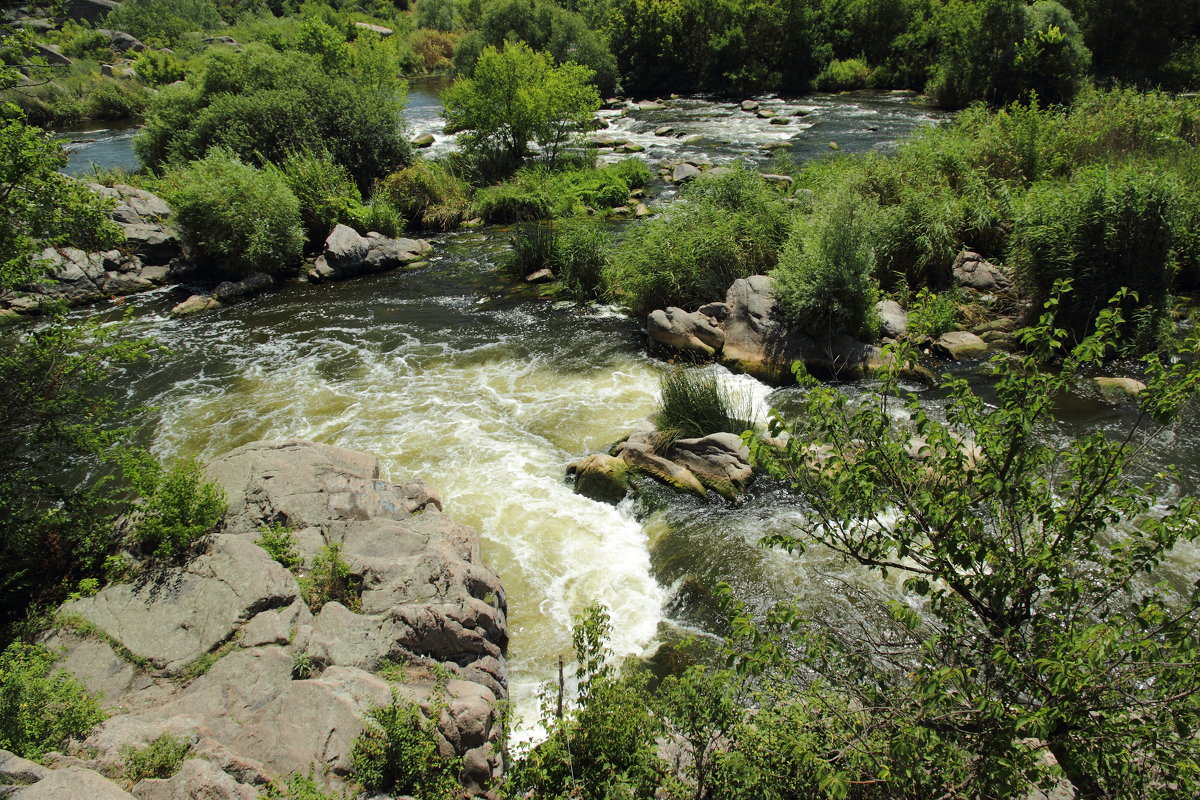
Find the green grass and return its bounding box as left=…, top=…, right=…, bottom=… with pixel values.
left=655, top=368, right=755, bottom=442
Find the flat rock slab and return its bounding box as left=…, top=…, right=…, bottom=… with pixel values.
left=13, top=766, right=134, bottom=799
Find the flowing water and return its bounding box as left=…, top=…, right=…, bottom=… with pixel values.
left=65, top=87, right=1200, bottom=735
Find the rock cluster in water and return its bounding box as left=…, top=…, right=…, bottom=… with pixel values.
left=8, top=440, right=507, bottom=798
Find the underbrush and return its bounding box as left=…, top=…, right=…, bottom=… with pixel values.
left=377, top=159, right=472, bottom=232
left=474, top=159, right=652, bottom=223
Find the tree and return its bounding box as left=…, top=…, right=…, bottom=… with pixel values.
left=749, top=286, right=1200, bottom=797
left=441, top=41, right=600, bottom=177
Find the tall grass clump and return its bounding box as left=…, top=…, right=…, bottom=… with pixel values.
left=772, top=193, right=880, bottom=340
left=473, top=159, right=651, bottom=223
left=1011, top=163, right=1180, bottom=350
left=266, top=150, right=364, bottom=244
left=655, top=368, right=754, bottom=441
left=377, top=160, right=472, bottom=232
left=502, top=217, right=610, bottom=297
left=605, top=165, right=791, bottom=317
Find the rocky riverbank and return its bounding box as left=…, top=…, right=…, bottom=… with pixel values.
left=3, top=440, right=506, bottom=799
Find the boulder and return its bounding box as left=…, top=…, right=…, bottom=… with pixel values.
left=740, top=99, right=759, bottom=112
left=212, top=272, right=273, bottom=302
left=756, top=109, right=776, bottom=119
left=96, top=29, right=146, bottom=52
left=31, top=43, right=72, bottom=66
left=1093, top=376, right=1146, bottom=400
left=769, top=116, right=790, bottom=125
left=637, top=100, right=664, bottom=110
left=0, top=750, right=49, bottom=786
left=202, top=36, right=239, bottom=46
left=619, top=143, right=645, bottom=153
left=64, top=0, right=118, bottom=24
left=308, top=226, right=431, bottom=282
left=411, top=132, right=435, bottom=148
left=567, top=454, right=631, bottom=504
left=668, top=433, right=753, bottom=499
left=525, top=269, right=554, bottom=283
left=132, top=759, right=257, bottom=800
left=876, top=299, right=907, bottom=339
left=671, top=163, right=701, bottom=183
left=951, top=250, right=1010, bottom=292
left=934, top=331, right=989, bottom=361
left=590, top=135, right=629, bottom=148
left=647, top=307, right=725, bottom=357
left=759, top=173, right=794, bottom=188
left=721, top=275, right=783, bottom=377
left=654, top=125, right=675, bottom=136
left=170, top=294, right=221, bottom=317
left=634, top=202, right=652, bottom=218
left=13, top=766, right=134, bottom=799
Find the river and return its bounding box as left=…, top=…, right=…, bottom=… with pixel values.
left=66, top=83, right=1200, bottom=736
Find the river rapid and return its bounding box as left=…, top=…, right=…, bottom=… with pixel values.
left=63, top=81, right=1200, bottom=736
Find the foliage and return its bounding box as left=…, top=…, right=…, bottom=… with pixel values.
left=263, top=768, right=351, bottom=800
left=124, top=456, right=226, bottom=561
left=121, top=733, right=191, bottom=784
left=554, top=216, right=609, bottom=299
left=815, top=57, right=872, bottom=91
left=0, top=114, right=123, bottom=289
left=132, top=50, right=189, bottom=87
left=748, top=291, right=1200, bottom=797
left=105, top=0, right=224, bottom=45
left=350, top=689, right=460, bottom=798
left=265, top=150, right=364, bottom=244
left=291, top=651, right=315, bottom=680
left=0, top=317, right=156, bottom=634
left=1011, top=163, right=1179, bottom=350
left=346, top=192, right=405, bottom=238
left=442, top=41, right=600, bottom=178
left=473, top=159, right=649, bottom=223
left=0, top=642, right=107, bottom=761
left=377, top=159, right=472, bottom=231
left=905, top=287, right=961, bottom=339
left=604, top=165, right=791, bottom=318
left=163, top=148, right=304, bottom=279
left=256, top=523, right=303, bottom=572
left=300, top=543, right=362, bottom=612
left=655, top=368, right=754, bottom=441
left=418, top=0, right=461, bottom=31
left=136, top=44, right=410, bottom=191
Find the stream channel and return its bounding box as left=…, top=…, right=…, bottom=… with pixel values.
left=60, top=79, right=1200, bottom=737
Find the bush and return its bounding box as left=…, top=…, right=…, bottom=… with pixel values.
left=347, top=193, right=404, bottom=238
left=906, top=288, right=962, bottom=339
left=300, top=543, right=361, bottom=612
left=350, top=690, right=460, bottom=798
left=0, top=642, right=106, bottom=760
left=126, top=457, right=226, bottom=561
left=264, top=768, right=351, bottom=800
left=164, top=149, right=304, bottom=279
left=555, top=216, right=609, bottom=299
left=655, top=368, right=754, bottom=441
left=604, top=165, right=791, bottom=318
left=504, top=220, right=558, bottom=279
left=473, top=176, right=553, bottom=223
left=256, top=524, right=302, bottom=573
left=122, top=733, right=191, bottom=784
left=132, top=50, right=188, bottom=87
left=815, top=57, right=872, bottom=91
left=105, top=0, right=223, bottom=45
left=266, top=150, right=363, bottom=244
left=1010, top=163, right=1179, bottom=349
left=773, top=193, right=879, bottom=339
left=377, top=160, right=472, bottom=231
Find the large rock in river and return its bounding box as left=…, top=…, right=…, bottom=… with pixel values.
left=307, top=225, right=432, bottom=281
left=30, top=440, right=507, bottom=798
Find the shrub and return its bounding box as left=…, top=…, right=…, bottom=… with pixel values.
left=377, top=160, right=472, bottom=231
left=604, top=165, right=791, bottom=317
left=655, top=368, right=754, bottom=441
left=555, top=216, right=609, bottom=299
left=504, top=221, right=558, bottom=280
left=125, top=457, right=226, bottom=561
left=266, top=150, right=363, bottom=244
left=1010, top=163, right=1179, bottom=349
left=350, top=690, right=460, bottom=798
left=256, top=524, right=302, bottom=573
left=85, top=79, right=150, bottom=120
left=121, top=733, right=191, bottom=784
left=473, top=176, right=553, bottom=223
left=264, top=768, right=351, bottom=800
left=773, top=193, right=879, bottom=340
left=164, top=149, right=304, bottom=279
left=907, top=288, right=962, bottom=339
left=132, top=50, right=188, bottom=87
left=301, top=543, right=361, bottom=612
left=815, top=57, right=872, bottom=91
left=347, top=193, right=404, bottom=238
left=0, top=642, right=107, bottom=760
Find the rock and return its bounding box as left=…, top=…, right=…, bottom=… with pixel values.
left=618, top=143, right=645, bottom=153
left=64, top=0, right=118, bottom=24
left=610, top=205, right=632, bottom=217
left=654, top=125, right=675, bottom=136
left=634, top=202, right=652, bottom=218
left=972, top=316, right=1018, bottom=335
left=756, top=109, right=776, bottom=119
left=697, top=302, right=729, bottom=322
left=170, top=294, right=221, bottom=317
left=636, top=100, right=664, bottom=110
left=647, top=307, right=725, bottom=357
left=324, top=224, right=370, bottom=268
left=525, top=269, right=554, bottom=283
left=761, top=141, right=792, bottom=151
left=876, top=299, right=907, bottom=339
left=616, top=443, right=706, bottom=497
left=1094, top=376, right=1146, bottom=400
left=212, top=272, right=273, bottom=302
left=202, top=36, right=239, bottom=46
left=740, top=99, right=759, bottom=112
left=668, top=433, right=753, bottom=498
left=353, top=21, right=393, bottom=36
left=671, top=163, right=701, bottom=183
left=308, top=226, right=431, bottom=282
left=0, top=750, right=49, bottom=785
left=566, top=454, right=630, bottom=504
left=721, top=275, right=782, bottom=377
left=934, top=331, right=989, bottom=361
left=411, top=132, right=435, bottom=148
left=951, top=250, right=1010, bottom=292
left=31, top=43, right=71, bottom=66
left=13, top=766, right=134, bottom=799
left=132, top=759, right=257, bottom=800
left=96, top=29, right=145, bottom=52
left=589, top=135, right=629, bottom=148
left=769, top=116, right=790, bottom=125
left=759, top=173, right=794, bottom=188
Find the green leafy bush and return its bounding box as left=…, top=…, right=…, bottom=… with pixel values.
left=256, top=523, right=302, bottom=572
left=346, top=193, right=404, bottom=238
left=122, top=733, right=191, bottom=784
left=906, top=288, right=962, bottom=340
left=350, top=690, right=460, bottom=798
left=815, top=57, right=872, bottom=91
left=266, top=150, right=363, bottom=243
left=126, top=457, right=226, bottom=560
left=132, top=49, right=188, bottom=87
left=377, top=159, right=472, bottom=231
left=773, top=193, right=879, bottom=340
left=164, top=149, right=304, bottom=279
left=300, top=543, right=361, bottom=612
left=604, top=165, right=791, bottom=318
left=263, top=768, right=350, bottom=800
left=0, top=642, right=106, bottom=760
left=472, top=177, right=553, bottom=223
left=105, top=0, right=223, bottom=45
left=655, top=368, right=754, bottom=441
